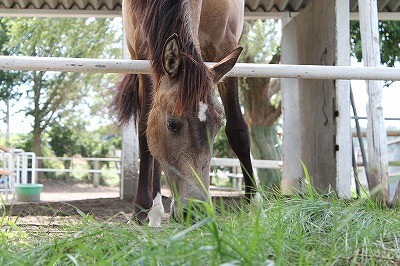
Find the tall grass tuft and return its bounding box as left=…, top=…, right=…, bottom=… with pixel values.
left=1, top=192, right=399, bottom=265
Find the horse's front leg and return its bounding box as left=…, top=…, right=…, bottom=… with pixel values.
left=218, top=77, right=256, bottom=201
left=134, top=119, right=164, bottom=227
left=133, top=74, right=156, bottom=223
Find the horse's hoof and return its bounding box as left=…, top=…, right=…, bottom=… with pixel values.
left=148, top=193, right=164, bottom=228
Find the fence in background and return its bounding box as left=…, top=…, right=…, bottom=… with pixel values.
left=0, top=149, right=37, bottom=200
left=1, top=145, right=399, bottom=195
left=0, top=149, right=37, bottom=184
left=35, top=156, right=121, bottom=187
left=32, top=156, right=282, bottom=191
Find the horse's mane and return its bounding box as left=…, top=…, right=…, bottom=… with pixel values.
left=132, top=0, right=211, bottom=115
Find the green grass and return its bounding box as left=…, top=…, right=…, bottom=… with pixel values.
left=1, top=195, right=399, bottom=265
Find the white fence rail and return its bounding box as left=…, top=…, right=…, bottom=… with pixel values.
left=32, top=156, right=282, bottom=189
left=1, top=56, right=400, bottom=80
left=35, top=157, right=281, bottom=173
left=30, top=156, right=283, bottom=191
left=211, top=157, right=281, bottom=169
left=36, top=157, right=120, bottom=174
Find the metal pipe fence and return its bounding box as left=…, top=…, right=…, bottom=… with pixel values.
left=1, top=56, right=400, bottom=80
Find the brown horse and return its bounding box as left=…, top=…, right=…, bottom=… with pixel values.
left=114, top=0, right=255, bottom=226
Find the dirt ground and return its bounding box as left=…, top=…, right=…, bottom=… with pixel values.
left=3, top=179, right=164, bottom=224
left=3, top=179, right=242, bottom=225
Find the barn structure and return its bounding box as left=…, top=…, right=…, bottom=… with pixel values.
left=0, top=0, right=399, bottom=204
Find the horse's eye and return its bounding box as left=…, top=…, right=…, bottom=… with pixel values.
left=167, top=119, right=182, bottom=133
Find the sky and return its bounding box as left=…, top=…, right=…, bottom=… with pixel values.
left=350, top=59, right=400, bottom=130
left=351, top=80, right=400, bottom=129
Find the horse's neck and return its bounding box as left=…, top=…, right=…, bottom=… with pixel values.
left=187, top=0, right=202, bottom=51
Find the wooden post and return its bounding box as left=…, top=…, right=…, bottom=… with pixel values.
left=281, top=16, right=303, bottom=195
left=120, top=32, right=139, bottom=200
left=389, top=142, right=400, bottom=206
left=335, top=0, right=351, bottom=198
left=93, top=160, right=100, bottom=187
left=281, top=0, right=351, bottom=198
left=358, top=0, right=389, bottom=203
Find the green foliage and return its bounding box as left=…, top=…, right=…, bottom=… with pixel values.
left=213, top=125, right=233, bottom=158
left=239, top=20, right=280, bottom=63
left=351, top=20, right=400, bottom=67
left=0, top=19, right=22, bottom=126
left=0, top=19, right=18, bottom=98
left=48, top=123, right=81, bottom=158
left=79, top=133, right=111, bottom=159
left=6, top=132, right=34, bottom=152
left=4, top=17, right=120, bottom=58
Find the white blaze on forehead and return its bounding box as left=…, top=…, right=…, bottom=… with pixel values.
left=198, top=101, right=208, bottom=122
left=148, top=192, right=164, bottom=228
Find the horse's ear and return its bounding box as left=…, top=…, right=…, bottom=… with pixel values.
left=210, top=47, right=243, bottom=83
left=162, top=33, right=181, bottom=78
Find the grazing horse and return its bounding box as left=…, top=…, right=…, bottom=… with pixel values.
left=114, top=0, right=255, bottom=226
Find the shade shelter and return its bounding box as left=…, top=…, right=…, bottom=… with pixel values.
left=0, top=0, right=398, bottom=204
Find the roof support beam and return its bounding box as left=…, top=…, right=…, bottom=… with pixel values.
left=244, top=11, right=400, bottom=21
left=1, top=9, right=399, bottom=21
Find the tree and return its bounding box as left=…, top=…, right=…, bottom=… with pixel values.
left=238, top=20, right=282, bottom=190
left=351, top=21, right=400, bottom=67
left=0, top=19, right=21, bottom=143
left=3, top=17, right=121, bottom=180
left=351, top=20, right=400, bottom=86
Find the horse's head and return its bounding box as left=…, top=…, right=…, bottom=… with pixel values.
left=146, top=34, right=242, bottom=220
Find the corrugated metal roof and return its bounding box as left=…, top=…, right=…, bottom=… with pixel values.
left=0, top=0, right=122, bottom=10
left=245, top=0, right=310, bottom=12
left=350, top=0, right=400, bottom=12
left=0, top=0, right=399, bottom=13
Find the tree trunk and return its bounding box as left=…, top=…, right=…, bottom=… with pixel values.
left=240, top=75, right=282, bottom=192
left=32, top=71, right=44, bottom=183
left=238, top=21, right=282, bottom=192
left=33, top=127, right=43, bottom=183
left=64, top=157, right=71, bottom=181
left=250, top=124, right=282, bottom=190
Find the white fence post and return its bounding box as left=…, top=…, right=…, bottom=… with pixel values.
left=389, top=142, right=400, bottom=205
left=21, top=152, right=28, bottom=184
left=93, top=160, right=100, bottom=187
left=281, top=16, right=303, bottom=195
left=358, top=0, right=389, bottom=203
left=26, top=152, right=36, bottom=184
